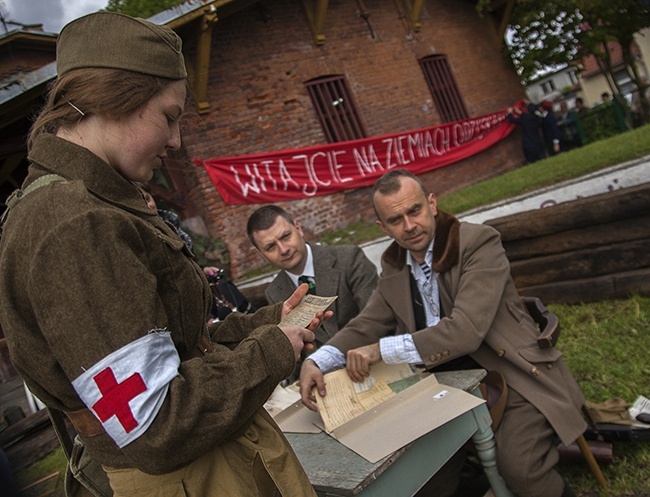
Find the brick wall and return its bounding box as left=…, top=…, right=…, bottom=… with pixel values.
left=173, top=0, right=526, bottom=277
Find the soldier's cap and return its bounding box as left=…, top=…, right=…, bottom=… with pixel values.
left=56, top=12, right=187, bottom=79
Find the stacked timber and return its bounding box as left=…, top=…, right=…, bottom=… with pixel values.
left=485, top=183, right=650, bottom=304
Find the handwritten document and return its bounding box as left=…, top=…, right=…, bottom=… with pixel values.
left=314, top=363, right=419, bottom=433
left=279, top=294, right=337, bottom=328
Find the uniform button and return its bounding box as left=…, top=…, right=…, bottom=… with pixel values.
left=429, top=355, right=437, bottom=362
left=442, top=350, right=450, bottom=357
left=496, top=349, right=506, bottom=357
left=531, top=367, right=540, bottom=376
left=546, top=363, right=553, bottom=369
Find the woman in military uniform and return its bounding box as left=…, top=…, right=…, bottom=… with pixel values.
left=0, top=12, right=321, bottom=497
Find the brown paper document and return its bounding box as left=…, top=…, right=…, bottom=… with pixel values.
left=314, top=363, right=418, bottom=433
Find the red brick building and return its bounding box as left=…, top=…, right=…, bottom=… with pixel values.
left=0, top=0, right=525, bottom=278
left=162, top=0, right=526, bottom=276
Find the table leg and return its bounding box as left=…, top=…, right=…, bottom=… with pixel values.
left=471, top=406, right=514, bottom=497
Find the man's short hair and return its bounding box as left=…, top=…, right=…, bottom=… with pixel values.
left=372, top=169, right=429, bottom=218
left=246, top=205, right=295, bottom=246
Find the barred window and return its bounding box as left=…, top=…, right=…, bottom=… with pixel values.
left=305, top=75, right=367, bottom=142
left=419, top=55, right=469, bottom=122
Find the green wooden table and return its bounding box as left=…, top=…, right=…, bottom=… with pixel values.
left=286, top=369, right=514, bottom=497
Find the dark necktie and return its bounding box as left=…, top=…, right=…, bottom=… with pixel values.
left=298, top=275, right=316, bottom=295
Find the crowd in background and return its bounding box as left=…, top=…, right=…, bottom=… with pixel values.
left=508, top=81, right=649, bottom=164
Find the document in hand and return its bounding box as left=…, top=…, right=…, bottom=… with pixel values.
left=279, top=294, right=337, bottom=328
left=313, top=363, right=484, bottom=463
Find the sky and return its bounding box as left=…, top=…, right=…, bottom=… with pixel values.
left=1, top=0, right=108, bottom=33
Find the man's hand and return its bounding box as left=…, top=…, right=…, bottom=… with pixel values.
left=278, top=326, right=315, bottom=362
left=346, top=343, right=381, bottom=383
left=282, top=282, right=309, bottom=317
left=299, top=359, right=326, bottom=411
left=281, top=283, right=334, bottom=332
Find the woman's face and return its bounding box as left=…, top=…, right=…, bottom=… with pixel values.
left=98, top=80, right=186, bottom=182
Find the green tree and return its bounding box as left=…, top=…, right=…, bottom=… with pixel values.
left=496, top=0, right=650, bottom=99
left=504, top=0, right=582, bottom=85
left=575, top=0, right=650, bottom=123
left=105, top=0, right=185, bottom=19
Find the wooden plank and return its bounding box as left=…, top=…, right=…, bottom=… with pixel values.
left=518, top=268, right=650, bottom=304
left=510, top=239, right=650, bottom=287
left=501, top=215, right=650, bottom=261
left=486, top=183, right=650, bottom=241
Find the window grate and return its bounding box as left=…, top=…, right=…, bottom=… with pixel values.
left=419, top=55, right=468, bottom=123
left=305, top=75, right=367, bottom=142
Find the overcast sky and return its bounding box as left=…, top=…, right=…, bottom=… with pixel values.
left=1, top=0, right=108, bottom=33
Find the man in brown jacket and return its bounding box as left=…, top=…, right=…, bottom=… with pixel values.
left=300, top=169, right=586, bottom=497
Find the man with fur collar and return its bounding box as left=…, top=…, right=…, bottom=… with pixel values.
left=299, top=169, right=586, bottom=497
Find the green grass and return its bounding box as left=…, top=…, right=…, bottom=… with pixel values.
left=319, top=219, right=384, bottom=246
left=437, top=124, right=650, bottom=215
left=553, top=295, right=650, bottom=496
left=14, top=447, right=66, bottom=496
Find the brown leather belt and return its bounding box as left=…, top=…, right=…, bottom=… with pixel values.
left=65, top=335, right=215, bottom=437
left=64, top=406, right=105, bottom=437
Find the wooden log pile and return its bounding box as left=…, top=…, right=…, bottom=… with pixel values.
left=485, top=183, right=650, bottom=304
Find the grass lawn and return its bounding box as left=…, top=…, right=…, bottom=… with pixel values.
left=554, top=295, right=650, bottom=496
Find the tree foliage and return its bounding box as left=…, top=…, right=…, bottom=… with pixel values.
left=104, top=0, right=185, bottom=19
left=505, top=0, right=582, bottom=84
left=502, top=0, right=650, bottom=91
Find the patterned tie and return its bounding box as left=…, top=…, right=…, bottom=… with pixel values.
left=298, top=275, right=316, bottom=295
left=419, top=261, right=432, bottom=281
left=419, top=261, right=440, bottom=317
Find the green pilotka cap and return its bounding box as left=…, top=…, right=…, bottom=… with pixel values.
left=56, top=12, right=187, bottom=79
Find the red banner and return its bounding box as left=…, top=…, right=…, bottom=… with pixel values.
left=197, top=109, right=515, bottom=205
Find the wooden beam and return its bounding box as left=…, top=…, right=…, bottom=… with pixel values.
left=301, top=0, right=329, bottom=46
left=194, top=8, right=219, bottom=114
left=404, top=0, right=425, bottom=32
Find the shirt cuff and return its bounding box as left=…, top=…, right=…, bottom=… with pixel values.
left=379, top=335, right=423, bottom=364
left=309, top=345, right=346, bottom=374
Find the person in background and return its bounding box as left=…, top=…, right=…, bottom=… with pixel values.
left=0, top=12, right=326, bottom=497
left=299, top=169, right=587, bottom=497
left=506, top=103, right=546, bottom=163
left=574, top=97, right=588, bottom=118
left=556, top=102, right=581, bottom=151
left=539, top=100, right=562, bottom=156
left=631, top=76, right=650, bottom=126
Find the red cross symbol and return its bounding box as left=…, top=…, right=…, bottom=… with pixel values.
left=92, top=367, right=147, bottom=433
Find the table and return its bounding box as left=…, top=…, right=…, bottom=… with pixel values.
left=286, top=369, right=514, bottom=497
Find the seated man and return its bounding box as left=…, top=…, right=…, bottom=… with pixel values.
left=247, top=205, right=378, bottom=347
left=300, top=169, right=586, bottom=497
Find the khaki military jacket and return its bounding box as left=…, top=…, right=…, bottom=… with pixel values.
left=328, top=210, right=587, bottom=446
left=0, top=134, right=309, bottom=490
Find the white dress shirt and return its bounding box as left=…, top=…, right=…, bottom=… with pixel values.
left=310, top=239, right=441, bottom=374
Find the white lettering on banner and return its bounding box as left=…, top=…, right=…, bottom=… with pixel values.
left=204, top=109, right=514, bottom=203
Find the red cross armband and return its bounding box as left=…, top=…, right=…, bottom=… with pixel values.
left=72, top=331, right=180, bottom=448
